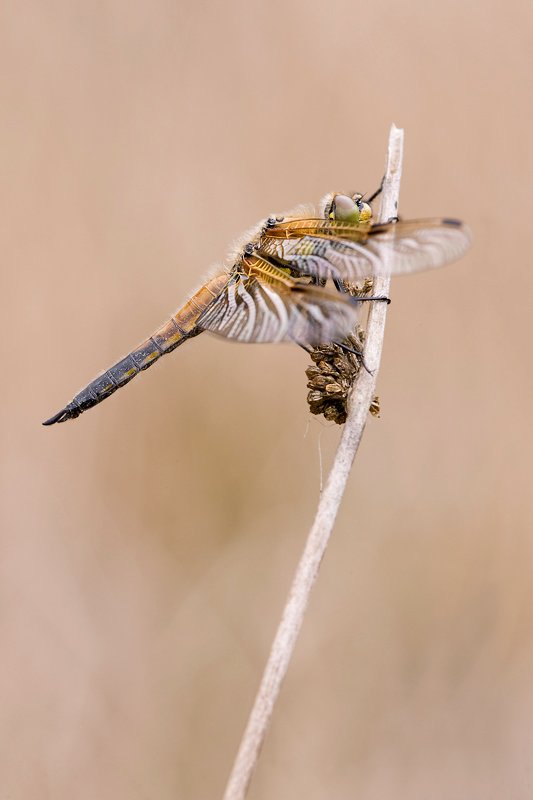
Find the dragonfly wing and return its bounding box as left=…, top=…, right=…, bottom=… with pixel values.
left=262, top=218, right=472, bottom=280
left=196, top=265, right=360, bottom=346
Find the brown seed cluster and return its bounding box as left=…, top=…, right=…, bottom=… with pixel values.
left=305, top=280, right=380, bottom=425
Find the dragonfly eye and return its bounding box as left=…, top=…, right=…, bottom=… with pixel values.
left=331, top=194, right=361, bottom=223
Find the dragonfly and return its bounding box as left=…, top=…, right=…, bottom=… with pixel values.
left=43, top=191, right=471, bottom=425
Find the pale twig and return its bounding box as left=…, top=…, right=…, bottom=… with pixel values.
left=222, top=124, right=404, bottom=800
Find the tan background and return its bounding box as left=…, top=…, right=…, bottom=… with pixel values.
left=1, top=1, right=532, bottom=798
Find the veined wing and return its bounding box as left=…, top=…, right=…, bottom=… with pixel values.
left=196, top=253, right=360, bottom=346
left=261, top=217, right=472, bottom=281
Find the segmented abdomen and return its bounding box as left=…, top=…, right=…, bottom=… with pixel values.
left=43, top=273, right=229, bottom=425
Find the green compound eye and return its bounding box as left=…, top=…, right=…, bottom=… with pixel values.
left=331, top=194, right=360, bottom=223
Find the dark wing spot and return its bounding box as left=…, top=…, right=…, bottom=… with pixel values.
left=442, top=218, right=462, bottom=227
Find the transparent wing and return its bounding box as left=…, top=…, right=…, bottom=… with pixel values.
left=196, top=255, right=360, bottom=346
left=261, top=217, right=472, bottom=281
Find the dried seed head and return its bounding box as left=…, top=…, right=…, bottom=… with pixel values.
left=305, top=326, right=380, bottom=425
left=304, top=279, right=382, bottom=424
left=369, top=396, right=380, bottom=417
left=343, top=277, right=374, bottom=298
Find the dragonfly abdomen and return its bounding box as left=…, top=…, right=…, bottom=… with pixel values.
left=42, top=273, right=229, bottom=425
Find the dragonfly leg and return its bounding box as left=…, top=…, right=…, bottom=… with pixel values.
left=328, top=275, right=390, bottom=304
left=332, top=340, right=372, bottom=375
left=330, top=285, right=391, bottom=304
left=309, top=276, right=327, bottom=287
left=366, top=177, right=384, bottom=205
left=356, top=296, right=391, bottom=304
left=293, top=338, right=314, bottom=354
left=365, top=178, right=400, bottom=222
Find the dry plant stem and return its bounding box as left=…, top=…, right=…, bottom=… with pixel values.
left=222, top=124, right=404, bottom=800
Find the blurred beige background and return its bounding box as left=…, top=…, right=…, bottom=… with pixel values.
left=1, top=1, right=532, bottom=798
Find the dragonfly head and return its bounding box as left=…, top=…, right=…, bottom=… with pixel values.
left=326, top=193, right=372, bottom=225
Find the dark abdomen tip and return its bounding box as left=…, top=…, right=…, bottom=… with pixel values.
left=42, top=407, right=72, bottom=425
